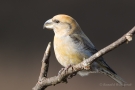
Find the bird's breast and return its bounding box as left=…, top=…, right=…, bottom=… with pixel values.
left=54, top=35, right=90, bottom=67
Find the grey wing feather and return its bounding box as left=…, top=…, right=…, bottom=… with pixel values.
left=70, top=32, right=125, bottom=85
left=81, top=35, right=117, bottom=74
left=72, top=33, right=117, bottom=74
left=70, top=33, right=97, bottom=54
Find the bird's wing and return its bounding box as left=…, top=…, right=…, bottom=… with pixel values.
left=69, top=33, right=97, bottom=54
left=70, top=33, right=116, bottom=74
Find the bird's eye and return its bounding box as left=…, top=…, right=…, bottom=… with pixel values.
left=54, top=20, right=60, bottom=23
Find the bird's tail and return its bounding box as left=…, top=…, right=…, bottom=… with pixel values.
left=100, top=67, right=126, bottom=86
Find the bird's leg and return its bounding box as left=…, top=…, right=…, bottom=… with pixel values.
left=58, top=68, right=65, bottom=75
left=58, top=65, right=73, bottom=83
left=68, top=65, right=77, bottom=79
left=58, top=65, right=72, bottom=75
left=68, top=72, right=77, bottom=79
left=58, top=65, right=77, bottom=79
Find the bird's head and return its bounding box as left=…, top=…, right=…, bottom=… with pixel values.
left=43, top=14, right=80, bottom=36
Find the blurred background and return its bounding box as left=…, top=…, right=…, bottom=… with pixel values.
left=0, top=0, right=135, bottom=90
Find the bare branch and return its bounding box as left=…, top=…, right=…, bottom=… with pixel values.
left=39, top=42, right=51, bottom=79
left=33, top=26, right=135, bottom=90
left=33, top=42, right=51, bottom=90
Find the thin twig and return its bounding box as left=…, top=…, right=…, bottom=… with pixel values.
left=33, top=26, right=135, bottom=90
left=33, top=42, right=51, bottom=90
left=39, top=42, right=51, bottom=79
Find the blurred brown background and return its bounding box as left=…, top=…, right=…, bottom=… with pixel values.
left=0, top=0, right=135, bottom=90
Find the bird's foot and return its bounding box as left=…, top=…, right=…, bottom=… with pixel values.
left=68, top=72, right=77, bottom=79
left=58, top=68, right=64, bottom=75
left=58, top=65, right=72, bottom=75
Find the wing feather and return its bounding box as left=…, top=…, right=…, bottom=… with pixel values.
left=70, top=33, right=116, bottom=74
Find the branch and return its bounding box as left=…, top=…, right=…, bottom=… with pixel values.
left=33, top=26, right=135, bottom=90
left=33, top=42, right=51, bottom=90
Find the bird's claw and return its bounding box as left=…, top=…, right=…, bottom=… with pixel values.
left=58, top=65, right=72, bottom=75
left=58, top=68, right=65, bottom=75
left=68, top=72, right=77, bottom=79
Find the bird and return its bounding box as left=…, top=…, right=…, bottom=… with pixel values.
left=43, top=14, right=126, bottom=85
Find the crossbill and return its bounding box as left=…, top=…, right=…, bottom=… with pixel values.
left=43, top=14, right=125, bottom=85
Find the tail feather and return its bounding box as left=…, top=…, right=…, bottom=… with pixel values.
left=100, top=68, right=126, bottom=86
left=96, top=58, right=126, bottom=86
